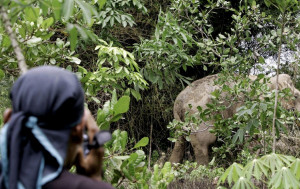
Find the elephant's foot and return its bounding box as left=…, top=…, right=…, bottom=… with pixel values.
left=169, top=136, right=186, bottom=163
left=190, top=135, right=209, bottom=165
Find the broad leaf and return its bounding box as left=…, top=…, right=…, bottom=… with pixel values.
left=134, top=137, right=149, bottom=149
left=113, top=96, right=130, bottom=115
left=62, top=0, right=74, bottom=21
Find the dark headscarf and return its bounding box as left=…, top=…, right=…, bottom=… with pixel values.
left=0, top=66, right=84, bottom=189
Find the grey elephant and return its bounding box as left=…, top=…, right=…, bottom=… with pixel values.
left=169, top=74, right=300, bottom=165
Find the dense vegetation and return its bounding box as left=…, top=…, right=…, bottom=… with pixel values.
left=1, top=0, right=300, bottom=188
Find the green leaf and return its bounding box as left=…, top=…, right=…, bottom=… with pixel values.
left=111, top=169, right=122, bottom=184
left=290, top=159, right=300, bottom=180
left=98, top=0, right=107, bottom=10
left=232, top=177, right=255, bottom=189
left=114, top=156, right=130, bottom=160
left=133, top=150, right=145, bottom=167
left=110, top=114, right=122, bottom=122
left=113, top=96, right=130, bottom=115
left=155, top=26, right=160, bottom=40
left=39, top=0, right=50, bottom=16
left=68, top=25, right=78, bottom=51
left=243, top=159, right=269, bottom=180
left=75, top=0, right=92, bottom=25
left=0, top=69, right=5, bottom=80
left=62, top=0, right=74, bottom=21
left=219, top=163, right=244, bottom=185
left=52, top=0, right=62, bottom=20
left=1, top=35, right=11, bottom=47
left=134, top=137, right=149, bottom=148
left=122, top=167, right=133, bottom=181
left=261, top=153, right=293, bottom=175
left=50, top=58, right=56, bottom=64
left=128, top=163, right=135, bottom=177
left=19, top=27, right=26, bottom=39
left=97, top=100, right=110, bottom=125
left=131, top=89, right=141, bottom=101
left=26, top=37, right=42, bottom=46
left=161, top=162, right=171, bottom=177
left=41, top=17, right=54, bottom=29
left=24, top=7, right=40, bottom=22
left=111, top=89, right=118, bottom=106
left=232, top=128, right=244, bottom=144
left=269, top=167, right=300, bottom=189
left=180, top=32, right=187, bottom=43
left=120, top=131, right=128, bottom=151
left=69, top=57, right=81, bottom=64
left=128, top=153, right=138, bottom=163
left=91, top=97, right=100, bottom=104
left=66, top=65, right=72, bottom=71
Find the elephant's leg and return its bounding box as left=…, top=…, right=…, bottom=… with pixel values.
left=190, top=134, right=209, bottom=165
left=169, top=136, right=186, bottom=163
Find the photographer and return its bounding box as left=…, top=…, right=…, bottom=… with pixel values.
left=0, top=66, right=114, bottom=189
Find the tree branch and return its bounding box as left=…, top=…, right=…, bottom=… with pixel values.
left=0, top=6, right=28, bottom=74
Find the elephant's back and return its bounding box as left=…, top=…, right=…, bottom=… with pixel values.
left=174, top=74, right=220, bottom=121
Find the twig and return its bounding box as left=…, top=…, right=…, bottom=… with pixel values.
left=0, top=6, right=27, bottom=74
left=272, top=14, right=286, bottom=153
left=148, top=121, right=153, bottom=169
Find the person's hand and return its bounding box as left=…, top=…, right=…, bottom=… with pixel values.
left=3, top=108, right=12, bottom=124
left=75, top=108, right=104, bottom=181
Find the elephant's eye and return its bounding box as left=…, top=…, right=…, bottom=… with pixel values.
left=295, top=95, right=298, bottom=99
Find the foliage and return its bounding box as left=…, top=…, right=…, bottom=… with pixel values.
left=98, top=0, right=147, bottom=29
left=135, top=11, right=194, bottom=89
left=172, top=158, right=224, bottom=180
left=218, top=153, right=300, bottom=189
left=0, top=0, right=147, bottom=100
left=103, top=129, right=174, bottom=188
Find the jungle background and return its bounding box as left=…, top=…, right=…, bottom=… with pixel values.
left=1, top=0, right=300, bottom=188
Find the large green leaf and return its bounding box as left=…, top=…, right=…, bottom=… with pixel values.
left=24, top=7, right=40, bottom=22
left=51, top=0, right=62, bottom=20
left=97, top=100, right=110, bottom=125
left=243, top=158, right=269, bottom=180
left=290, top=159, right=300, bottom=180
left=161, top=162, right=171, bottom=177
left=68, top=24, right=78, bottom=51
left=133, top=150, right=145, bottom=167
left=120, top=131, right=128, bottom=151
left=0, top=69, right=5, bottom=80
left=134, top=137, right=149, bottom=149
left=62, top=0, right=74, bottom=21
left=75, top=0, right=92, bottom=25
left=41, top=17, right=54, bottom=29
left=113, top=96, right=130, bottom=115
left=232, top=177, right=255, bottom=189
left=269, top=167, right=300, bottom=189
left=219, top=163, right=244, bottom=186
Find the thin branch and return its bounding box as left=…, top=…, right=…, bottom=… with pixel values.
left=272, top=14, right=285, bottom=153
left=0, top=6, right=28, bottom=74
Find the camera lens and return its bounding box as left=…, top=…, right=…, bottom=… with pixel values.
left=94, top=131, right=112, bottom=148
left=82, top=131, right=112, bottom=156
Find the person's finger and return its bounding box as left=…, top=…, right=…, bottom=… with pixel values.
left=75, top=148, right=87, bottom=170
left=3, top=108, right=12, bottom=124
left=84, top=108, right=99, bottom=144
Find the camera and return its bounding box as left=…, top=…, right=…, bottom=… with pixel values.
left=83, top=130, right=112, bottom=156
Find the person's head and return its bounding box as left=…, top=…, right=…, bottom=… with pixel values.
left=1, top=66, right=86, bottom=189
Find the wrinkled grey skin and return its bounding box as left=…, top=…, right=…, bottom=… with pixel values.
left=169, top=74, right=300, bottom=165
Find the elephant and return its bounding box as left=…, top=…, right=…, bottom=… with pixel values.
left=169, top=74, right=300, bottom=165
